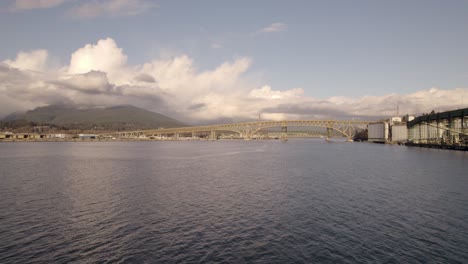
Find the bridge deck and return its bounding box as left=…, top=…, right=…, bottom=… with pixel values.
left=106, top=119, right=370, bottom=140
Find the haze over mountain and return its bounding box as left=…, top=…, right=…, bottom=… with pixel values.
left=2, top=105, right=184, bottom=131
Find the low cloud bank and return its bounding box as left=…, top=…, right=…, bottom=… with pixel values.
left=1, top=38, right=466, bottom=123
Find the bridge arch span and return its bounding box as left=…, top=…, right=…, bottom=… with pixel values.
left=251, top=124, right=352, bottom=138
left=110, top=120, right=370, bottom=140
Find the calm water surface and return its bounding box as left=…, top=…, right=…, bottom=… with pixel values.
left=0, top=140, right=467, bottom=263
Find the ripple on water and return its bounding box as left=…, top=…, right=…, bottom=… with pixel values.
left=0, top=140, right=467, bottom=263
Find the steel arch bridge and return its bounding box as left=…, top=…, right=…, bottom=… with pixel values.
left=109, top=120, right=370, bottom=140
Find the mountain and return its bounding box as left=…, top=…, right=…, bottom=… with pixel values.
left=2, top=105, right=185, bottom=131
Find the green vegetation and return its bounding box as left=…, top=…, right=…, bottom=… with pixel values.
left=1, top=105, right=185, bottom=132
left=353, top=129, right=368, bottom=142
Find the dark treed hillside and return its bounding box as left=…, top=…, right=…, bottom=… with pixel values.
left=1, top=105, right=185, bottom=131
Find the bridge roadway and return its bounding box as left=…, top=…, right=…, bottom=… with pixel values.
left=109, top=120, right=370, bottom=140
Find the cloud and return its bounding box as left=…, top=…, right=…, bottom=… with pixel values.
left=3, top=49, right=49, bottom=72
left=211, top=43, right=223, bottom=49
left=187, top=103, right=206, bottom=111
left=10, top=0, right=65, bottom=11
left=0, top=63, right=73, bottom=108
left=59, top=71, right=114, bottom=94
left=134, top=73, right=156, bottom=83
left=67, top=0, right=155, bottom=18
left=261, top=22, right=287, bottom=33
left=249, top=85, right=303, bottom=100
left=68, top=38, right=127, bottom=77
left=1, top=37, right=467, bottom=123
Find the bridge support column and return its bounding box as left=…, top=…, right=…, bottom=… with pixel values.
left=210, top=130, right=216, bottom=140
left=281, top=125, right=288, bottom=141
left=174, top=133, right=179, bottom=140
left=242, top=129, right=251, bottom=140
left=192, top=131, right=196, bottom=139
left=326, top=127, right=333, bottom=141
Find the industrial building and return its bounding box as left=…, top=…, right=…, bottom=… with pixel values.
left=368, top=115, right=413, bottom=144
left=368, top=108, right=468, bottom=150
left=391, top=124, right=408, bottom=143
left=0, top=132, right=85, bottom=141
left=407, top=108, right=468, bottom=148
left=78, top=134, right=98, bottom=139
left=368, top=122, right=389, bottom=143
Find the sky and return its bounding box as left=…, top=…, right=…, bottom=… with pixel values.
left=0, top=0, right=467, bottom=123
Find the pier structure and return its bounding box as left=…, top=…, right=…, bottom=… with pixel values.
left=407, top=108, right=468, bottom=148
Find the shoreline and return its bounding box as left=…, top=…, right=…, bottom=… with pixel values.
left=405, top=142, right=468, bottom=151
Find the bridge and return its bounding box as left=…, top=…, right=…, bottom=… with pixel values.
left=107, top=120, right=370, bottom=141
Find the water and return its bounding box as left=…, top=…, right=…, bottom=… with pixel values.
left=0, top=140, right=467, bottom=263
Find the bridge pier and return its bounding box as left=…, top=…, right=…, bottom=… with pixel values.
left=281, top=125, right=288, bottom=141
left=210, top=130, right=216, bottom=140
left=326, top=127, right=333, bottom=141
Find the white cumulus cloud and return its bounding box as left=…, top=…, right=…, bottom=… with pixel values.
left=3, top=49, right=49, bottom=72
left=68, top=38, right=127, bottom=77
left=1, top=37, right=467, bottom=123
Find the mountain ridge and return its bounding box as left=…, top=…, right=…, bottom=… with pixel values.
left=1, top=105, right=185, bottom=131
